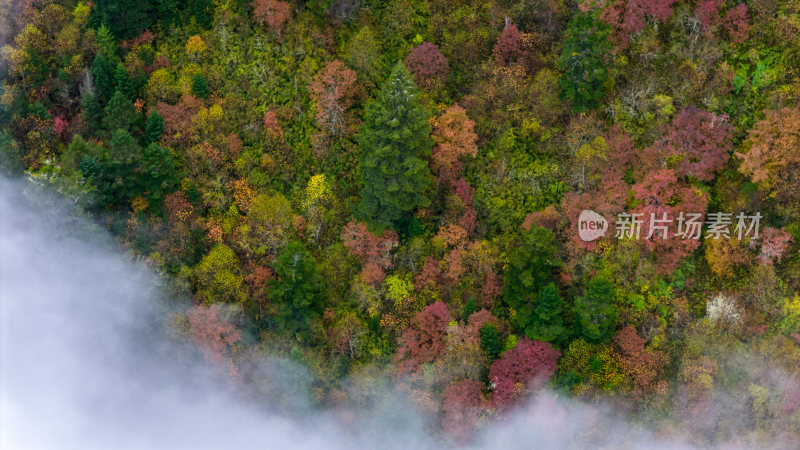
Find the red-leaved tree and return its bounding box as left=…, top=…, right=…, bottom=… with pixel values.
left=654, top=106, right=733, bottom=182
left=186, top=304, right=242, bottom=376
left=494, top=22, right=523, bottom=65
left=395, top=302, right=453, bottom=374
left=613, top=326, right=668, bottom=404
left=441, top=380, right=487, bottom=444
left=341, top=221, right=399, bottom=284
left=488, top=338, right=560, bottom=409
left=253, top=0, right=291, bottom=35
left=601, top=0, right=677, bottom=46
left=404, top=42, right=449, bottom=89
left=310, top=60, right=357, bottom=136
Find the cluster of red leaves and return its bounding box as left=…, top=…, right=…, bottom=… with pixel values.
left=601, top=0, right=677, bottom=45
left=120, top=30, right=155, bottom=50
left=695, top=0, right=750, bottom=43
left=404, top=42, right=449, bottom=89
left=488, top=338, right=560, bottom=409
left=494, top=22, right=523, bottom=65
left=156, top=95, right=203, bottom=145
left=164, top=191, right=194, bottom=225
left=441, top=380, right=486, bottom=443
left=631, top=168, right=709, bottom=272
left=341, top=221, right=399, bottom=284
left=253, top=0, right=291, bottom=35
left=758, top=227, right=793, bottom=265
left=394, top=302, right=453, bottom=374
left=650, top=107, right=733, bottom=182
left=53, top=115, right=68, bottom=136
left=262, top=109, right=284, bottom=140
left=186, top=304, right=242, bottom=375
left=738, top=107, right=800, bottom=189
left=309, top=60, right=357, bottom=136
left=415, top=257, right=441, bottom=290
left=560, top=126, right=635, bottom=250
left=612, top=326, right=668, bottom=404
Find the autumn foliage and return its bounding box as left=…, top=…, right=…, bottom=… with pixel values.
left=310, top=60, right=358, bottom=136
left=488, top=338, right=560, bottom=409
left=395, top=302, right=453, bottom=374
left=253, top=0, right=291, bottom=35
left=186, top=304, right=242, bottom=375
left=404, top=42, right=449, bottom=89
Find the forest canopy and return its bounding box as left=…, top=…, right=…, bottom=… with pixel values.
left=2, top=0, right=800, bottom=446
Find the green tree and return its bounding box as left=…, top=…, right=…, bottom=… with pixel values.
left=143, top=111, right=165, bottom=146
left=194, top=244, right=247, bottom=304
left=528, top=282, right=567, bottom=345
left=91, top=0, right=155, bottom=39
left=103, top=90, right=136, bottom=132
left=502, top=226, right=562, bottom=336
left=155, top=0, right=180, bottom=25
left=80, top=130, right=176, bottom=206
left=480, top=322, right=503, bottom=360
left=188, top=0, right=214, bottom=29
left=81, top=93, right=104, bottom=133
left=357, top=63, right=432, bottom=229
left=191, top=73, right=210, bottom=99
left=0, top=131, right=22, bottom=176
left=557, top=11, right=614, bottom=112
left=574, top=276, right=618, bottom=343
left=81, top=129, right=141, bottom=205
left=63, top=135, right=102, bottom=175
left=91, top=54, right=115, bottom=101
left=140, top=143, right=178, bottom=203
left=269, top=241, right=326, bottom=338
left=95, top=25, right=119, bottom=62
left=114, top=64, right=133, bottom=100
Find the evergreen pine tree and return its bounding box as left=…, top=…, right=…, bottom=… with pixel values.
left=103, top=90, right=136, bottom=132
left=81, top=93, right=104, bottom=133
left=528, top=282, right=567, bottom=345
left=502, top=225, right=562, bottom=336
left=95, top=25, right=119, bottom=62
left=114, top=64, right=133, bottom=100
left=357, top=62, right=432, bottom=229
left=557, top=11, right=614, bottom=112
left=91, top=0, right=155, bottom=39
left=462, top=297, right=476, bottom=321
left=269, top=241, right=326, bottom=338
left=140, top=143, right=178, bottom=203
left=81, top=129, right=141, bottom=206
left=573, top=277, right=618, bottom=343
left=155, top=0, right=180, bottom=25
left=191, top=73, right=211, bottom=99
left=480, top=323, right=502, bottom=360
left=143, top=111, right=165, bottom=146
left=188, top=0, right=214, bottom=29
left=91, top=54, right=115, bottom=101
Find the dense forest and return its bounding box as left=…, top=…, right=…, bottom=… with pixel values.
left=2, top=0, right=800, bottom=446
